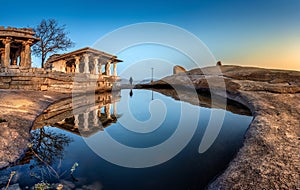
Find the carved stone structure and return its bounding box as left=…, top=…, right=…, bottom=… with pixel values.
left=33, top=92, right=121, bottom=137
left=0, top=26, right=39, bottom=68
left=46, top=47, right=122, bottom=77
left=0, top=27, right=122, bottom=93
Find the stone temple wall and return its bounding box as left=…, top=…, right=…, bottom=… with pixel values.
left=0, top=67, right=119, bottom=93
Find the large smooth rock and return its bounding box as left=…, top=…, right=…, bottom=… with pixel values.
left=140, top=65, right=300, bottom=189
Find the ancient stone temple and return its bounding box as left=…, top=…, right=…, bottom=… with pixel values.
left=46, top=47, right=122, bottom=76
left=0, top=26, right=39, bottom=68
left=0, top=26, right=122, bottom=93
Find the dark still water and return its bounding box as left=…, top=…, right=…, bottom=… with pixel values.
left=0, top=89, right=252, bottom=190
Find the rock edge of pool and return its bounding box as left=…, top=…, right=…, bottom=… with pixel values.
left=1, top=65, right=299, bottom=189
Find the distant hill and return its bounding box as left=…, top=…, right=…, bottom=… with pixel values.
left=136, top=78, right=160, bottom=84
left=120, top=78, right=160, bottom=85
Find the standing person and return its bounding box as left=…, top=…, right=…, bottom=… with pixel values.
left=129, top=77, right=133, bottom=86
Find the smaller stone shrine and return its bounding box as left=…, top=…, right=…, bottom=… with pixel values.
left=0, top=26, right=39, bottom=68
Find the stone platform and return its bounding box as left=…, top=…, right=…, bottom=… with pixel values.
left=0, top=66, right=120, bottom=93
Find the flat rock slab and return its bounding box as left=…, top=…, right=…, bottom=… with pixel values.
left=143, top=65, right=300, bottom=189
left=0, top=90, right=70, bottom=169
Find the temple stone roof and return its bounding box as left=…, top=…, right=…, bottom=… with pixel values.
left=48, top=47, right=123, bottom=63
left=0, top=26, right=39, bottom=42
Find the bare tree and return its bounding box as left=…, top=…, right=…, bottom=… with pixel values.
left=30, top=126, right=73, bottom=166
left=32, top=19, right=75, bottom=68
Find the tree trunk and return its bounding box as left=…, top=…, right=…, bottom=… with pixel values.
left=41, top=56, right=45, bottom=68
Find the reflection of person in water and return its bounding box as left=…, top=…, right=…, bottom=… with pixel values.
left=129, top=77, right=133, bottom=86
left=129, top=89, right=133, bottom=97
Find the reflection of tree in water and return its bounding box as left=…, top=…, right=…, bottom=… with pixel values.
left=30, top=126, right=73, bottom=166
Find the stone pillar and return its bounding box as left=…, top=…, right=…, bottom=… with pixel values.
left=71, top=64, right=75, bottom=73
left=83, top=112, right=89, bottom=131
left=98, top=61, right=102, bottom=76
left=0, top=50, right=4, bottom=66
left=105, top=104, right=111, bottom=119
left=66, top=66, right=71, bottom=73
left=93, top=109, right=98, bottom=126
left=20, top=46, right=25, bottom=67
left=74, top=56, right=80, bottom=73
left=3, top=37, right=12, bottom=67
left=105, top=60, right=111, bottom=76
left=83, top=54, right=90, bottom=74
left=113, top=62, right=117, bottom=76
left=61, top=60, right=67, bottom=72
left=93, top=56, right=99, bottom=75
left=74, top=114, right=79, bottom=128
left=24, top=40, right=33, bottom=68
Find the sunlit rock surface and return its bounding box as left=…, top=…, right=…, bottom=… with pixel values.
left=0, top=90, right=69, bottom=168
left=173, top=65, right=186, bottom=74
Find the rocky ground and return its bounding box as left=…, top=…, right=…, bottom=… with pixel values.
left=140, top=65, right=300, bottom=189
left=0, top=65, right=299, bottom=189
left=0, top=90, right=70, bottom=169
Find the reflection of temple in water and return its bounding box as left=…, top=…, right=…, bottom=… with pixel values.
left=33, top=92, right=121, bottom=137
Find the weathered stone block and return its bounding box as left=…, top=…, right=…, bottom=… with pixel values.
left=10, top=80, right=34, bottom=85
left=40, top=85, right=48, bottom=91
left=31, top=77, right=46, bottom=83
left=20, top=69, right=29, bottom=73
left=0, top=77, right=12, bottom=83
left=11, top=76, right=32, bottom=81
left=47, top=86, right=72, bottom=93
left=0, top=122, right=8, bottom=128
left=0, top=84, right=10, bottom=89
left=8, top=65, right=19, bottom=69
left=9, top=84, right=36, bottom=90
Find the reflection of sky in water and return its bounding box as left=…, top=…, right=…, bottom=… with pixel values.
left=0, top=89, right=252, bottom=190
left=106, top=90, right=198, bottom=148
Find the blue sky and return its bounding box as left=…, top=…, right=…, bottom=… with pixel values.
left=1, top=0, right=300, bottom=79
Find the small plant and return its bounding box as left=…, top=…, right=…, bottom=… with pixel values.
left=33, top=181, right=50, bottom=190
left=70, top=162, right=79, bottom=182
left=5, top=171, right=16, bottom=190
left=56, top=184, right=63, bottom=190
left=70, top=162, right=79, bottom=175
